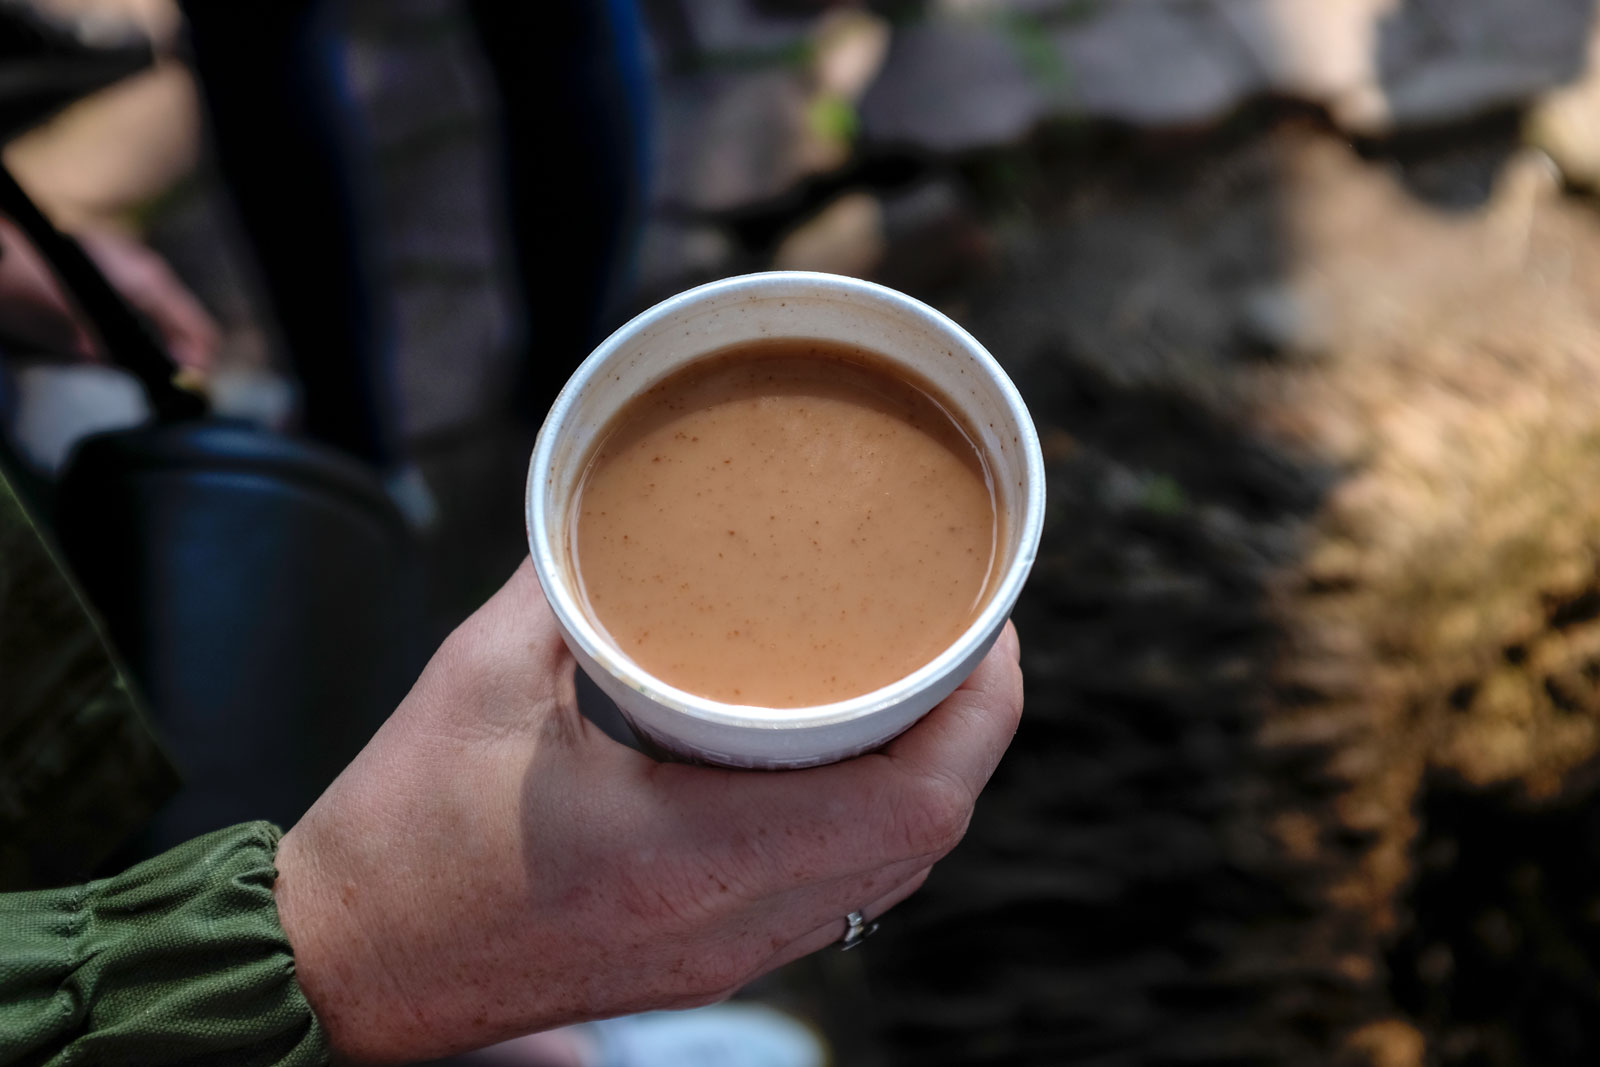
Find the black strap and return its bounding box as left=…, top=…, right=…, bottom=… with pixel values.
left=0, top=162, right=205, bottom=422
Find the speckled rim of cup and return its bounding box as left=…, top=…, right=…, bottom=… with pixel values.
left=526, top=271, right=1045, bottom=740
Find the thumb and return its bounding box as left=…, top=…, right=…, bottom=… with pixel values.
left=415, top=559, right=584, bottom=735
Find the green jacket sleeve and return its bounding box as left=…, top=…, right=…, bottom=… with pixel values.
left=0, top=822, right=331, bottom=1066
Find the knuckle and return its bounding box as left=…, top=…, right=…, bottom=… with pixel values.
left=893, top=773, right=973, bottom=859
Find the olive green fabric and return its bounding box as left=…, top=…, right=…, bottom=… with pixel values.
left=0, top=460, right=180, bottom=890
left=0, top=821, right=330, bottom=1066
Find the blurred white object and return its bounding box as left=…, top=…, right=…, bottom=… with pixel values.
left=460, top=1003, right=829, bottom=1067
left=591, top=1004, right=827, bottom=1067
left=6, top=360, right=148, bottom=474
left=382, top=462, right=438, bottom=533
left=208, top=363, right=295, bottom=429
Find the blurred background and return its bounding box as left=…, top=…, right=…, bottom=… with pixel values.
left=10, top=0, right=1600, bottom=1064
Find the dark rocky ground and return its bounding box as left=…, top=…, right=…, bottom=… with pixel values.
left=674, top=110, right=1600, bottom=1067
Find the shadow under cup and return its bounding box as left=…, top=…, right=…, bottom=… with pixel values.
left=527, top=272, right=1045, bottom=769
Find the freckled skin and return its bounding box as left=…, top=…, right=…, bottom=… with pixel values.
left=272, top=562, right=1024, bottom=1064
left=575, top=341, right=999, bottom=706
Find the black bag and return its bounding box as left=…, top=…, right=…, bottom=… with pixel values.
left=0, top=164, right=427, bottom=852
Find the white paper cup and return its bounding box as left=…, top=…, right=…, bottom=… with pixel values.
left=527, top=272, right=1045, bottom=769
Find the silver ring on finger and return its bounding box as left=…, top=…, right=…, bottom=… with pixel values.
left=840, top=910, right=879, bottom=951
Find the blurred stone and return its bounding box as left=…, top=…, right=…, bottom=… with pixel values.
left=655, top=68, right=845, bottom=212
left=859, top=19, right=1042, bottom=151
left=1385, top=61, right=1581, bottom=132
left=771, top=191, right=886, bottom=276
left=857, top=0, right=1600, bottom=155
left=863, top=3, right=1263, bottom=151
left=1224, top=0, right=1596, bottom=134
left=811, top=8, right=890, bottom=102
left=1218, top=0, right=1391, bottom=131
left=1527, top=32, right=1600, bottom=189
left=1049, top=2, right=1262, bottom=127
left=1376, top=0, right=1594, bottom=131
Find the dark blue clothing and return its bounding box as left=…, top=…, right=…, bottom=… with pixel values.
left=180, top=0, right=652, bottom=465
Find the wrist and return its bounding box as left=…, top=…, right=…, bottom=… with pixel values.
left=274, top=822, right=407, bottom=1063
left=271, top=747, right=535, bottom=1064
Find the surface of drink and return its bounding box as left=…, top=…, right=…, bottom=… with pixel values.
left=572, top=338, right=999, bottom=708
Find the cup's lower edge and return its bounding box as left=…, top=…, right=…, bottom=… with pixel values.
left=623, top=712, right=909, bottom=770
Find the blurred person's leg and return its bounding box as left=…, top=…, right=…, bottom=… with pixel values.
left=179, top=0, right=400, bottom=470
left=462, top=0, right=652, bottom=422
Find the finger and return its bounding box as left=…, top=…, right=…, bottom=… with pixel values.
left=440, top=560, right=668, bottom=771
left=880, top=619, right=1023, bottom=804
left=464, top=558, right=571, bottom=666
left=645, top=621, right=1023, bottom=894
left=693, top=862, right=934, bottom=998
left=762, top=864, right=934, bottom=971
left=413, top=559, right=581, bottom=736
left=775, top=852, right=930, bottom=938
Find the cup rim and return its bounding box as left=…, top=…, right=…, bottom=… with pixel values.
left=527, top=270, right=1044, bottom=731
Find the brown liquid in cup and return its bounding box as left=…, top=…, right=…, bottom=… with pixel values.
left=571, top=338, right=998, bottom=708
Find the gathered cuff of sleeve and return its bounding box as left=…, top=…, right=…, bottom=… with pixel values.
left=0, top=821, right=331, bottom=1066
